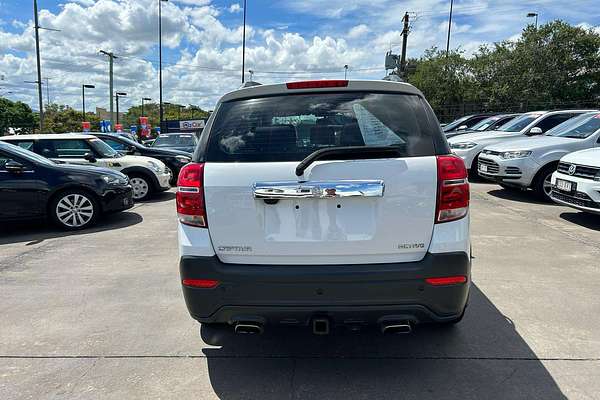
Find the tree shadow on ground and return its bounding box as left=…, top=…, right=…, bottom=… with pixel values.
left=200, top=285, right=566, bottom=400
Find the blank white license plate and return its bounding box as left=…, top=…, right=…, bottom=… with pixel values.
left=479, top=164, right=488, bottom=172
left=556, top=179, right=573, bottom=192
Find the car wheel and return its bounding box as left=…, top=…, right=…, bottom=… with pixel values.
left=129, top=174, right=152, bottom=201
left=533, top=165, right=557, bottom=202
left=50, top=190, right=98, bottom=230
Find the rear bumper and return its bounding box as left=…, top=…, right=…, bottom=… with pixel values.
left=179, top=252, right=471, bottom=326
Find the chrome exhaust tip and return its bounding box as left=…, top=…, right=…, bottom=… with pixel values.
left=234, top=322, right=264, bottom=335
left=381, top=321, right=412, bottom=334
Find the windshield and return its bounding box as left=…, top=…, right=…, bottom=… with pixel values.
left=2, top=142, right=56, bottom=166
left=546, top=112, right=600, bottom=139
left=442, top=115, right=471, bottom=132
left=90, top=138, right=121, bottom=158
left=205, top=92, right=437, bottom=162
left=498, top=113, right=541, bottom=132
left=470, top=116, right=501, bottom=131
left=153, top=134, right=196, bottom=148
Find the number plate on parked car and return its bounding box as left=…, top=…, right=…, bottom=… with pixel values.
left=479, top=164, right=488, bottom=172
left=556, top=179, right=573, bottom=192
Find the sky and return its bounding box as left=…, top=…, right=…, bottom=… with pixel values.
left=0, top=0, right=599, bottom=113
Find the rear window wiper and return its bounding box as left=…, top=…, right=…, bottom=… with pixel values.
left=295, top=145, right=405, bottom=177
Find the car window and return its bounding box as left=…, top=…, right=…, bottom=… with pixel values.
left=103, top=138, right=128, bottom=151
left=153, top=134, right=197, bottom=147
left=471, top=116, right=500, bottom=131
left=39, top=139, right=94, bottom=158
left=205, top=92, right=437, bottom=162
left=442, top=115, right=471, bottom=131
left=535, top=114, right=573, bottom=132
left=546, top=112, right=600, bottom=139
left=498, top=113, right=543, bottom=132
left=12, top=141, right=34, bottom=151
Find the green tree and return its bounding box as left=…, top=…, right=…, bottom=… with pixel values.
left=43, top=104, right=101, bottom=133
left=0, top=98, right=36, bottom=135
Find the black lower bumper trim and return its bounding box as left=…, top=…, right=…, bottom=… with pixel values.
left=179, top=252, right=471, bottom=325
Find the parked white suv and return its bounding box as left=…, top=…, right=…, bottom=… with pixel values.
left=478, top=111, right=600, bottom=200
left=550, top=148, right=600, bottom=214
left=176, top=79, right=471, bottom=335
left=448, top=110, right=594, bottom=175
left=0, top=134, right=171, bottom=200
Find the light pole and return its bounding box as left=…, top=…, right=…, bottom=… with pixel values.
left=163, top=101, right=171, bottom=133
left=115, top=92, right=127, bottom=125
left=446, top=0, right=454, bottom=58
left=33, top=0, right=44, bottom=130
left=159, top=0, right=168, bottom=134
left=241, top=0, right=247, bottom=83
left=141, top=97, right=151, bottom=117
left=82, top=84, right=95, bottom=122
left=527, top=12, right=538, bottom=29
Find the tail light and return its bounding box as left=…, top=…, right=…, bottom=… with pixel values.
left=286, top=80, right=348, bottom=89
left=425, top=276, right=467, bottom=286
left=182, top=279, right=219, bottom=288
left=435, top=155, right=469, bottom=223
left=176, top=162, right=207, bottom=227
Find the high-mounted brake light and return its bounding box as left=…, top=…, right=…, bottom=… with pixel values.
left=176, top=162, right=207, bottom=227
left=286, top=80, right=348, bottom=90
left=435, top=155, right=469, bottom=223
left=425, top=276, right=467, bottom=286
left=182, top=279, right=219, bottom=288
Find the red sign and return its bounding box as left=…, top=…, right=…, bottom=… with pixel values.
left=115, top=124, right=123, bottom=132
left=82, top=121, right=91, bottom=132
left=139, top=117, right=148, bottom=126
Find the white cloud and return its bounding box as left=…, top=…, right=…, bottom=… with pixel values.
left=229, top=3, right=242, bottom=13
left=347, top=24, right=370, bottom=39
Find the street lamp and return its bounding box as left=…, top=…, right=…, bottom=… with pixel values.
left=82, top=84, right=95, bottom=122
left=241, top=0, right=247, bottom=83
left=527, top=12, right=538, bottom=29
left=115, top=92, right=127, bottom=125
left=141, top=97, right=152, bottom=117
left=159, top=0, right=169, bottom=133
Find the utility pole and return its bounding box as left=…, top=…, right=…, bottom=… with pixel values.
left=241, top=0, right=247, bottom=83
left=100, top=50, right=117, bottom=129
left=33, top=0, right=44, bottom=131
left=159, top=0, right=168, bottom=134
left=400, top=12, right=409, bottom=77
left=43, top=77, right=50, bottom=106
left=446, top=0, right=454, bottom=58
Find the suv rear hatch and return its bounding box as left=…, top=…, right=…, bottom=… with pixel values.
left=197, top=82, right=449, bottom=265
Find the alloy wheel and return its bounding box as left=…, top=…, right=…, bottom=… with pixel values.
left=55, top=194, right=94, bottom=228
left=130, top=177, right=150, bottom=200
left=543, top=172, right=553, bottom=198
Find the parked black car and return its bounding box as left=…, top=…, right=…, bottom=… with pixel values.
left=151, top=132, right=198, bottom=154
left=0, top=141, right=133, bottom=230
left=89, top=133, right=192, bottom=185
left=442, top=113, right=498, bottom=133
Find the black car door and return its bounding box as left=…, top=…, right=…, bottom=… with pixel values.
left=0, top=150, right=45, bottom=220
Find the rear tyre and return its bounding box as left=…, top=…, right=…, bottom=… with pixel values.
left=128, top=174, right=152, bottom=201
left=50, top=189, right=99, bottom=230
left=532, top=164, right=557, bottom=202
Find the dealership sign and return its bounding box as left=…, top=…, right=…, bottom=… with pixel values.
left=179, top=120, right=205, bottom=130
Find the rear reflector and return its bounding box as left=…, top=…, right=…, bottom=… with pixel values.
left=425, top=276, right=467, bottom=286
left=182, top=279, right=219, bottom=288
left=176, top=162, right=207, bottom=227
left=286, top=80, right=348, bottom=89
left=436, top=155, right=469, bottom=223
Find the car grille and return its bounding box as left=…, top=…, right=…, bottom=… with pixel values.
left=557, top=162, right=600, bottom=180
left=478, top=158, right=499, bottom=174
left=505, top=166, right=521, bottom=175
left=551, top=189, right=600, bottom=209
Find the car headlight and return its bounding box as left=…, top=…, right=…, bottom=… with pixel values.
left=175, top=155, right=191, bottom=164
left=500, top=151, right=532, bottom=160
left=147, top=160, right=162, bottom=173
left=450, top=142, right=478, bottom=150
left=101, top=175, right=128, bottom=185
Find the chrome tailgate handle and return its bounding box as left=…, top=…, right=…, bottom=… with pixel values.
left=253, top=180, right=384, bottom=199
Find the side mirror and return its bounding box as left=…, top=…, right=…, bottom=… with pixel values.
left=127, top=145, right=136, bottom=155
left=84, top=152, right=97, bottom=163
left=457, top=125, right=468, bottom=131
left=5, top=160, right=27, bottom=173
left=528, top=127, right=543, bottom=135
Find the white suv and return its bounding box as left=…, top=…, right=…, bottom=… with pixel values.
left=550, top=148, right=600, bottom=214
left=448, top=110, right=595, bottom=174
left=0, top=134, right=171, bottom=200
left=478, top=111, right=600, bottom=200
left=176, top=79, right=471, bottom=335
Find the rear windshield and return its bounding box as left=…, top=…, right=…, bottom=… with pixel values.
left=153, top=134, right=196, bottom=147
left=205, top=92, right=437, bottom=162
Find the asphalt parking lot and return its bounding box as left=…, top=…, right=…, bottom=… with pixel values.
left=1, top=183, right=600, bottom=400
